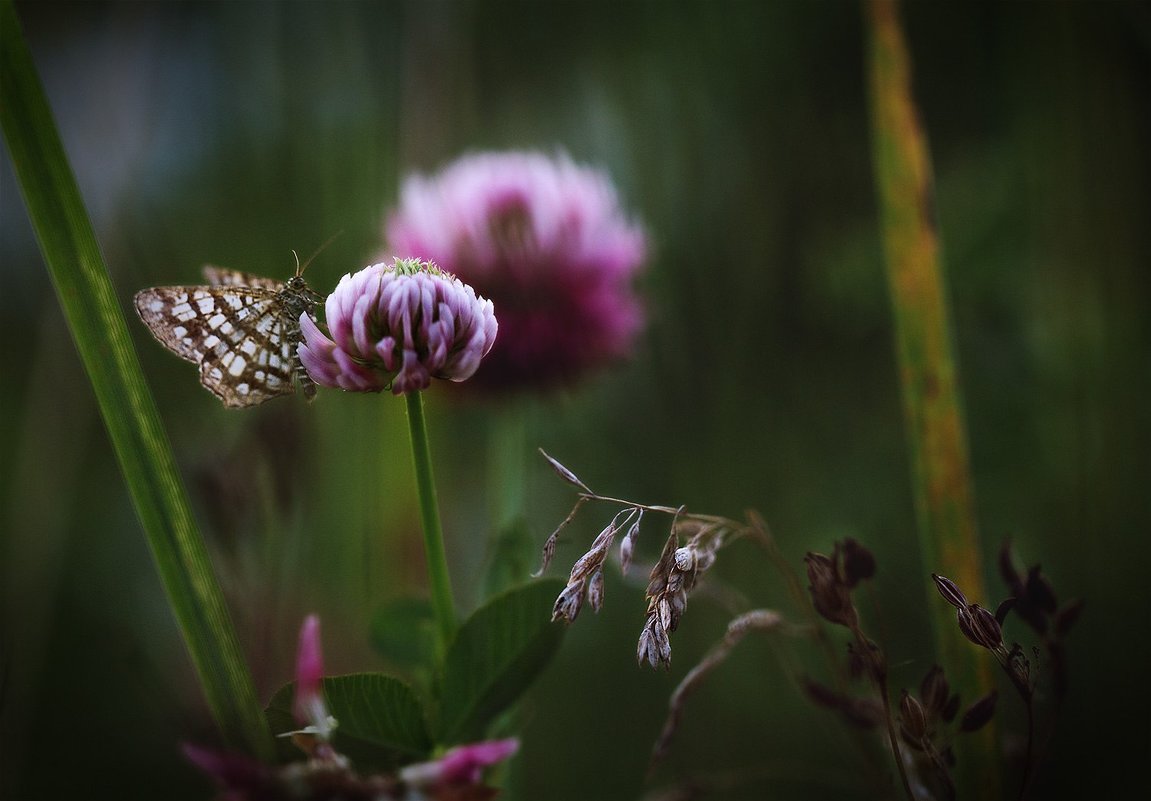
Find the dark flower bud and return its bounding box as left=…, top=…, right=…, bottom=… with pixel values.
left=802, top=679, right=849, bottom=710
left=956, top=607, right=978, bottom=646
left=919, top=665, right=950, bottom=719
left=998, top=540, right=1024, bottom=594
left=941, top=692, right=961, bottom=723
left=1006, top=644, right=1034, bottom=698
left=1025, top=565, right=1058, bottom=614
left=1054, top=598, right=1085, bottom=637
left=970, top=605, right=1004, bottom=649
left=801, top=679, right=882, bottom=730
left=1017, top=599, right=1049, bottom=635
left=847, top=642, right=867, bottom=680
left=806, top=552, right=856, bottom=628
left=899, top=691, right=928, bottom=743
left=841, top=539, right=876, bottom=587
left=959, top=690, right=998, bottom=732
left=844, top=698, right=886, bottom=730
left=958, top=605, right=1003, bottom=650
left=994, top=598, right=1016, bottom=626
left=846, top=638, right=886, bottom=682
left=932, top=574, right=968, bottom=609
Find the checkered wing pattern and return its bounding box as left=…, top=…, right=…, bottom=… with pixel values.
left=134, top=267, right=319, bottom=408
left=201, top=265, right=286, bottom=291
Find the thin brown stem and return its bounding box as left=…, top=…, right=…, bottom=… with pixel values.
left=747, top=513, right=852, bottom=693
left=850, top=623, right=916, bottom=801
left=1018, top=696, right=1035, bottom=801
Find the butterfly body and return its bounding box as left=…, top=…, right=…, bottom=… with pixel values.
left=135, top=266, right=323, bottom=408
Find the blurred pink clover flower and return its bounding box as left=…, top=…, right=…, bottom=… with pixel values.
left=385, top=151, right=646, bottom=393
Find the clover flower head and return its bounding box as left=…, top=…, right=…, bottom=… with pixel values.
left=299, top=258, right=497, bottom=395
left=385, top=151, right=646, bottom=393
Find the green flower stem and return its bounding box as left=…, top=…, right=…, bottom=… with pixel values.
left=404, top=391, right=457, bottom=649
left=865, top=0, right=998, bottom=795
left=0, top=0, right=272, bottom=759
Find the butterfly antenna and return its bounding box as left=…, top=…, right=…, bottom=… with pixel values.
left=297, top=230, right=345, bottom=277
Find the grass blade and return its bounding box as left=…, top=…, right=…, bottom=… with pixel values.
left=864, top=0, right=998, bottom=794
left=0, top=0, right=272, bottom=759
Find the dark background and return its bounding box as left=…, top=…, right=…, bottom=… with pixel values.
left=1, top=2, right=1147, bottom=799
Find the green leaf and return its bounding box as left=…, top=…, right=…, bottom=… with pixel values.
left=481, top=517, right=537, bottom=600
left=865, top=2, right=997, bottom=794
left=0, top=0, right=271, bottom=759
left=266, top=673, right=432, bottom=770
left=370, top=597, right=437, bottom=670
left=437, top=579, right=566, bottom=744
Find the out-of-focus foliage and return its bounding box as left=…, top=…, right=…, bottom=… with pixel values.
left=1, top=2, right=1146, bottom=800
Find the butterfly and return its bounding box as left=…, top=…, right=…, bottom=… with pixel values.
left=134, top=263, right=323, bottom=408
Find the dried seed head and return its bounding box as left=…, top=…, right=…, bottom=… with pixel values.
left=999, top=540, right=1024, bottom=593
left=841, top=538, right=876, bottom=587
left=994, top=597, right=1016, bottom=626
left=619, top=515, right=641, bottom=575
left=1006, top=644, right=1034, bottom=698
left=920, top=665, right=950, bottom=720
left=637, top=617, right=671, bottom=668
left=658, top=597, right=674, bottom=632
left=552, top=580, right=586, bottom=623
left=959, top=604, right=1004, bottom=650
left=802, top=680, right=884, bottom=730
left=856, top=637, right=887, bottom=682
left=806, top=552, right=856, bottom=628
left=569, top=532, right=613, bottom=579
left=1025, top=565, right=1059, bottom=614
left=673, top=547, right=695, bottom=572
left=802, top=679, right=847, bottom=710
left=619, top=533, right=635, bottom=575
left=942, top=692, right=961, bottom=723
left=959, top=690, right=998, bottom=733
left=587, top=569, right=605, bottom=613
left=693, top=548, right=717, bottom=573
left=727, top=609, right=782, bottom=636
left=932, top=574, right=968, bottom=609
left=533, top=530, right=559, bottom=578
left=646, top=530, right=679, bottom=597
left=899, top=691, right=928, bottom=743
left=1054, top=598, right=1085, bottom=637
left=539, top=449, right=593, bottom=492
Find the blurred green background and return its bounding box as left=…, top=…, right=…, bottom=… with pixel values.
left=1, top=1, right=1147, bottom=799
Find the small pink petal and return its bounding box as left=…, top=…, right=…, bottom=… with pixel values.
left=400, top=738, right=520, bottom=787
left=292, top=614, right=326, bottom=727
left=438, top=738, right=520, bottom=784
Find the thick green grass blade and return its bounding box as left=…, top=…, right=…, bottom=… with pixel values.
left=0, top=0, right=272, bottom=759
left=864, top=0, right=998, bottom=795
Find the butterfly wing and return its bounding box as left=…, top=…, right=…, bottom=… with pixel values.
left=134, top=285, right=298, bottom=407
left=202, top=265, right=286, bottom=291
left=197, top=300, right=299, bottom=408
